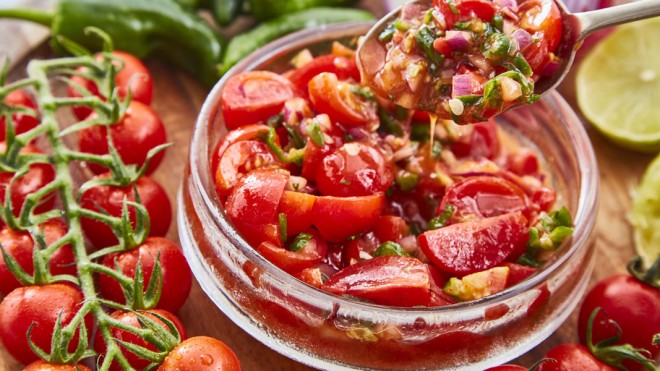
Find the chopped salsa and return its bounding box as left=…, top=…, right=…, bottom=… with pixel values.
left=357, top=0, right=562, bottom=124
left=212, top=41, right=572, bottom=307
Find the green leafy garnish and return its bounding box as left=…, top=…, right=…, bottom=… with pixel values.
left=289, top=233, right=313, bottom=252
left=373, top=241, right=410, bottom=257
left=428, top=204, right=455, bottom=230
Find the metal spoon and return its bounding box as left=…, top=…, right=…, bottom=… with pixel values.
left=357, top=0, right=660, bottom=108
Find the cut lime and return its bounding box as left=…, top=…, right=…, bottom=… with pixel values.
left=630, top=153, right=660, bottom=267
left=576, top=17, right=660, bottom=153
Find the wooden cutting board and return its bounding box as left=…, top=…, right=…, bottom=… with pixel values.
left=0, top=1, right=653, bottom=370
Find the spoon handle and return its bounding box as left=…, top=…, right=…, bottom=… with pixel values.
left=577, top=0, right=660, bottom=37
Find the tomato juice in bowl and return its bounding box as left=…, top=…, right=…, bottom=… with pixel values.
left=178, top=22, right=599, bottom=370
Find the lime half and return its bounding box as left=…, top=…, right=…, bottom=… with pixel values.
left=630, top=153, right=660, bottom=267
left=576, top=17, right=660, bottom=153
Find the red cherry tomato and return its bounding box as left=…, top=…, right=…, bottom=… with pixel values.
left=501, top=261, right=537, bottom=287
left=93, top=309, right=186, bottom=371
left=537, top=344, right=616, bottom=371
left=214, top=141, right=280, bottom=196
left=68, top=51, right=153, bottom=120
left=258, top=229, right=327, bottom=274
left=158, top=336, right=241, bottom=371
left=225, top=169, right=288, bottom=225
left=321, top=255, right=431, bottom=307
left=221, top=71, right=300, bottom=130
left=457, top=0, right=497, bottom=22
left=312, top=193, right=385, bottom=242
left=373, top=215, right=410, bottom=243
left=23, top=360, right=92, bottom=371
left=518, top=0, right=563, bottom=74
left=301, top=139, right=336, bottom=180
left=0, top=284, right=92, bottom=365
left=419, top=212, right=529, bottom=276
left=279, top=191, right=316, bottom=236
left=433, top=0, right=457, bottom=29
left=439, top=176, right=530, bottom=223
left=308, top=72, right=378, bottom=127
left=577, top=274, right=660, bottom=369
left=0, top=89, right=39, bottom=142
left=80, top=174, right=172, bottom=248
left=97, top=237, right=192, bottom=313
left=0, top=219, right=76, bottom=296
left=0, top=143, right=56, bottom=223
left=485, top=365, right=527, bottom=371
left=287, top=54, right=360, bottom=93
left=78, top=100, right=167, bottom=175
left=315, top=142, right=393, bottom=197
left=451, top=120, right=501, bottom=160
left=507, top=149, right=540, bottom=177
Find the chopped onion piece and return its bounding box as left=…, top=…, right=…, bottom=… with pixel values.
left=287, top=176, right=308, bottom=192
left=405, top=61, right=426, bottom=93
left=448, top=99, right=465, bottom=115
left=511, top=29, right=533, bottom=51
left=291, top=49, right=313, bottom=68
left=445, top=31, right=472, bottom=52
left=499, top=76, right=523, bottom=101
left=452, top=73, right=475, bottom=98
left=467, top=54, right=495, bottom=76
left=494, top=0, right=519, bottom=12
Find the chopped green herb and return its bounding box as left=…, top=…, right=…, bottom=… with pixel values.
left=457, top=95, right=482, bottom=105
left=423, top=9, right=434, bottom=25
left=427, top=204, right=455, bottom=230
left=350, top=85, right=376, bottom=101
left=289, top=233, right=313, bottom=252
left=307, top=121, right=325, bottom=147
left=483, top=32, right=514, bottom=60
left=513, top=52, right=533, bottom=76
left=394, top=18, right=412, bottom=32
left=431, top=140, right=443, bottom=159
left=379, top=23, right=396, bottom=42
left=492, top=13, right=504, bottom=31
left=267, top=113, right=283, bottom=128
left=378, top=107, right=405, bottom=137
left=554, top=207, right=573, bottom=227
left=446, top=0, right=459, bottom=14
left=278, top=213, right=288, bottom=244
left=395, top=172, right=420, bottom=192
left=258, top=127, right=304, bottom=166
left=374, top=241, right=410, bottom=257
left=415, top=27, right=444, bottom=76
left=283, top=123, right=306, bottom=149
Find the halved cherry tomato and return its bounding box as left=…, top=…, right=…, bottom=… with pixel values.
left=225, top=169, right=289, bottom=225
left=279, top=191, right=316, bottom=236
left=0, top=90, right=39, bottom=142
left=78, top=100, right=167, bottom=175
left=68, top=51, right=153, bottom=120
left=312, top=193, right=384, bottom=242
left=457, top=0, right=497, bottom=22
left=221, top=71, right=300, bottom=130
left=211, top=124, right=273, bottom=166
left=518, top=0, right=563, bottom=74
left=419, top=212, right=529, bottom=276
left=214, top=140, right=280, bottom=196
left=158, top=336, right=241, bottom=371
left=373, top=215, right=410, bottom=243
left=308, top=72, right=378, bottom=127
left=316, top=142, right=393, bottom=197
left=451, top=119, right=501, bottom=160
left=439, top=176, right=530, bottom=223
left=321, top=255, right=431, bottom=307
left=288, top=54, right=360, bottom=93
left=433, top=0, right=457, bottom=29
left=507, top=149, right=540, bottom=177
left=428, top=264, right=456, bottom=306
left=537, top=344, right=616, bottom=371
left=0, top=220, right=76, bottom=297
left=301, top=139, right=335, bottom=180
left=258, top=229, right=327, bottom=273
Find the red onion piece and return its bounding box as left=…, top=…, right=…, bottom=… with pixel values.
left=542, top=59, right=561, bottom=76
left=445, top=31, right=472, bottom=52
left=347, top=127, right=368, bottom=141
left=452, top=74, right=475, bottom=98
left=494, top=0, right=519, bottom=12
left=511, top=29, right=533, bottom=51
left=400, top=3, right=424, bottom=21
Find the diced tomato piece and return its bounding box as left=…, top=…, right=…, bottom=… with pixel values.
left=280, top=191, right=316, bottom=236
left=233, top=221, right=281, bottom=248
left=451, top=119, right=501, bottom=160
left=457, top=0, right=497, bottom=22
left=507, top=149, right=540, bottom=176
left=341, top=232, right=379, bottom=266
left=312, top=193, right=384, bottom=242
left=433, top=38, right=452, bottom=58
left=321, top=256, right=431, bottom=307
left=308, top=72, right=378, bottom=127
left=331, top=42, right=356, bottom=59
left=444, top=266, right=510, bottom=301
left=257, top=230, right=327, bottom=274
left=294, top=267, right=325, bottom=288
left=501, top=262, right=537, bottom=287
left=373, top=215, right=410, bottom=243
left=433, top=0, right=457, bottom=29
left=212, top=124, right=274, bottom=168
left=419, top=212, right=529, bottom=276
left=288, top=55, right=360, bottom=93
left=301, top=139, right=335, bottom=180
left=428, top=265, right=456, bottom=306
left=225, top=169, right=289, bottom=225
left=531, top=186, right=557, bottom=213
left=214, top=141, right=280, bottom=195
left=221, top=71, right=300, bottom=130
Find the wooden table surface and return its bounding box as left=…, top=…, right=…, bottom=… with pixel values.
left=0, top=1, right=654, bottom=370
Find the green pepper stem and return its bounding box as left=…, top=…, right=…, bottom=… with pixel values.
left=0, top=8, right=54, bottom=28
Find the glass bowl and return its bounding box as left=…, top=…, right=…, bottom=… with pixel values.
left=178, top=22, right=599, bottom=370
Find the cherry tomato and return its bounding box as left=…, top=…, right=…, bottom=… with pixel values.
left=68, top=51, right=153, bottom=120
left=258, top=229, right=327, bottom=274
left=321, top=255, right=431, bottom=307
left=214, top=141, right=280, bottom=196
left=518, top=0, right=563, bottom=74
left=279, top=191, right=316, bottom=237
left=301, top=138, right=336, bottom=180
left=577, top=274, right=660, bottom=369
left=433, top=0, right=457, bottom=29
left=94, top=309, right=186, bottom=371
left=288, top=54, right=360, bottom=93
left=225, top=169, right=288, bottom=226
left=419, top=212, right=529, bottom=276
left=485, top=365, right=527, bottom=371
left=0, top=89, right=39, bottom=142
left=439, top=176, right=530, bottom=223
left=78, top=100, right=167, bottom=175
left=308, top=72, right=378, bottom=127
left=97, top=237, right=192, bottom=313
left=312, top=193, right=385, bottom=242
left=373, top=215, right=410, bottom=243
left=451, top=120, right=501, bottom=160
left=23, top=360, right=92, bottom=371
left=80, top=173, right=172, bottom=248
left=0, top=219, right=76, bottom=296
left=507, top=149, right=540, bottom=177
left=537, top=344, right=616, bottom=371
left=457, top=0, right=497, bottom=22
left=0, top=284, right=92, bottom=365
left=158, top=336, right=241, bottom=371
left=221, top=71, right=300, bottom=130
left=315, top=142, right=393, bottom=197
left=0, top=143, right=56, bottom=223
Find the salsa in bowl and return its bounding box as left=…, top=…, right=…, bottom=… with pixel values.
left=178, top=22, right=599, bottom=370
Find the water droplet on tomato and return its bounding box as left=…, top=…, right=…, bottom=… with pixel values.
left=200, top=354, right=214, bottom=366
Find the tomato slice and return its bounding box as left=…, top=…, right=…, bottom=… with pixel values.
left=221, top=71, right=300, bottom=130
left=287, top=55, right=360, bottom=93
left=321, top=256, right=431, bottom=307
left=418, top=212, right=529, bottom=276
left=301, top=139, right=335, bottom=180
left=257, top=230, right=327, bottom=274
left=518, top=0, right=562, bottom=74
left=439, top=176, right=530, bottom=223
left=279, top=191, right=316, bottom=236
left=214, top=141, right=280, bottom=196
left=372, top=215, right=410, bottom=243
left=312, top=193, right=385, bottom=242
left=308, top=72, right=378, bottom=127
left=225, top=169, right=289, bottom=225
left=451, top=119, right=501, bottom=160
left=212, top=124, right=273, bottom=167
left=457, top=0, right=497, bottom=22
left=315, top=142, right=393, bottom=197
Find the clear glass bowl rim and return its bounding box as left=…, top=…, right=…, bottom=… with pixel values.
left=186, top=21, right=600, bottom=316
